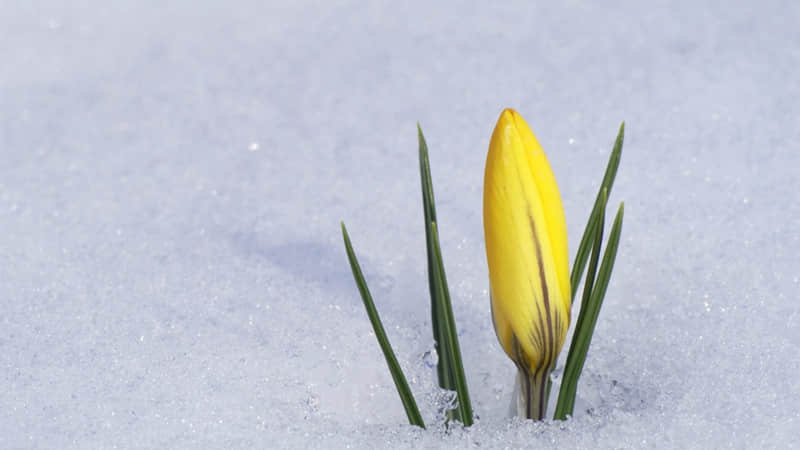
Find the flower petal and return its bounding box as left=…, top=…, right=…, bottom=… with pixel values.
left=483, top=108, right=571, bottom=373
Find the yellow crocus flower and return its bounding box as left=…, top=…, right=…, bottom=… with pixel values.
left=483, top=108, right=571, bottom=420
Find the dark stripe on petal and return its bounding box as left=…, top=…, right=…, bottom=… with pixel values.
left=532, top=299, right=548, bottom=367
left=511, top=333, right=525, bottom=372
left=529, top=214, right=555, bottom=373
left=529, top=300, right=546, bottom=354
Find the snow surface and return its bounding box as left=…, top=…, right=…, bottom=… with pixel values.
left=2, top=1, right=799, bottom=448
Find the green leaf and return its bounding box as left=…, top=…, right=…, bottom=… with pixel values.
left=554, top=190, right=606, bottom=419
left=418, top=125, right=473, bottom=426
left=554, top=203, right=624, bottom=419
left=341, top=222, right=426, bottom=428
left=570, top=122, right=624, bottom=300
left=418, top=125, right=454, bottom=394
left=429, top=221, right=474, bottom=426
left=573, top=189, right=607, bottom=350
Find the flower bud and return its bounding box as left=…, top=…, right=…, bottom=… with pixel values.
left=483, top=108, right=571, bottom=419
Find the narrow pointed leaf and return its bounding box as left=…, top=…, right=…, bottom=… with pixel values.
left=429, top=221, right=474, bottom=425
left=341, top=222, right=426, bottom=428
left=577, top=189, right=608, bottom=334
left=418, top=125, right=455, bottom=393
left=570, top=122, right=624, bottom=300
left=554, top=203, right=624, bottom=419
left=554, top=190, right=606, bottom=419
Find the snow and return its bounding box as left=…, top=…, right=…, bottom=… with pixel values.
left=2, top=1, right=799, bottom=448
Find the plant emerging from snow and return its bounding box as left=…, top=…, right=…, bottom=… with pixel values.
left=341, top=108, right=625, bottom=427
